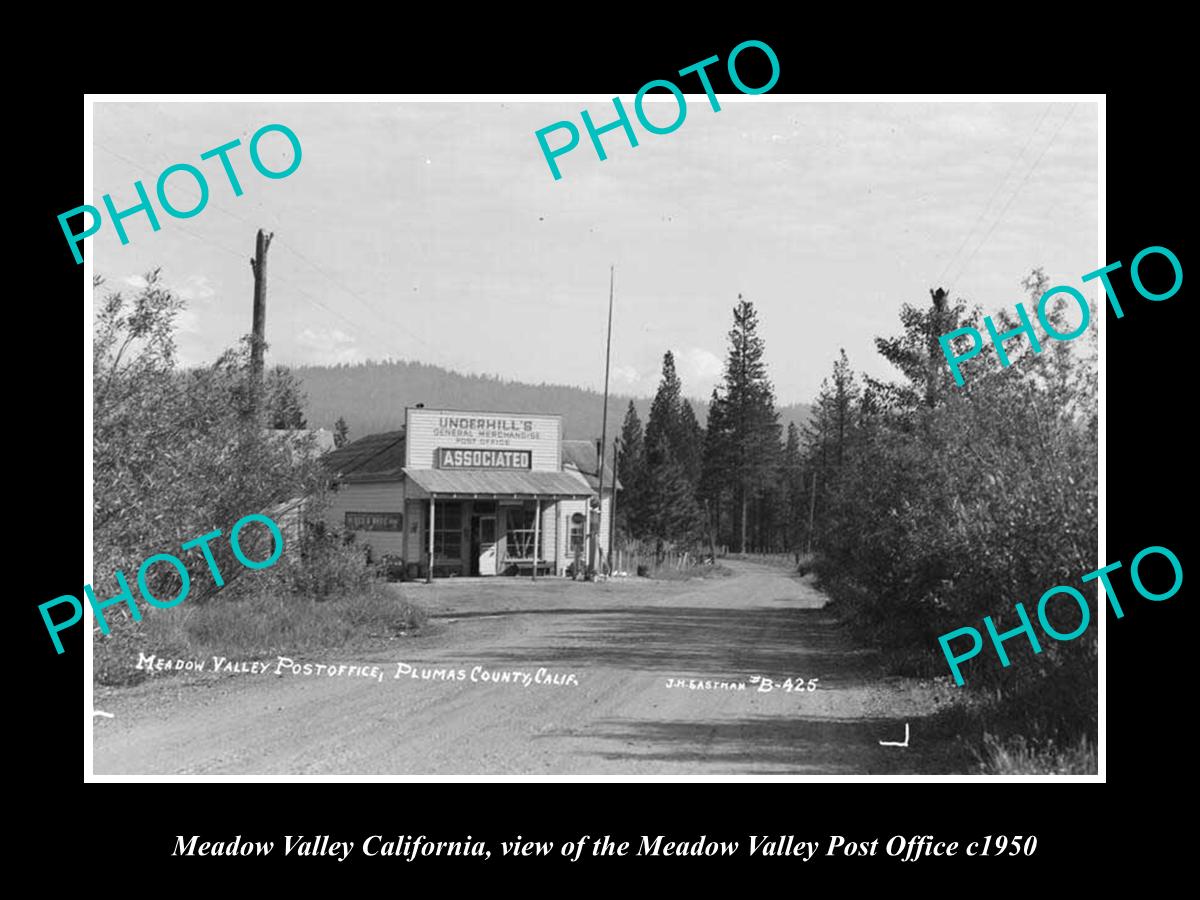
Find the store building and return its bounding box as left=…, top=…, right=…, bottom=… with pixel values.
left=323, top=407, right=619, bottom=579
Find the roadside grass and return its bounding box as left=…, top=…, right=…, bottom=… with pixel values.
left=918, top=686, right=1097, bottom=775
left=94, top=581, right=425, bottom=688
left=980, top=733, right=1096, bottom=775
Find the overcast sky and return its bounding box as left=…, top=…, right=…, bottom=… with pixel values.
left=91, top=100, right=1098, bottom=405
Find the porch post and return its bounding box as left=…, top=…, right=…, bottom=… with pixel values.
left=427, top=494, right=435, bottom=584
left=532, top=498, right=541, bottom=581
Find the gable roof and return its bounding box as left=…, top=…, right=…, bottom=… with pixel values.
left=323, top=430, right=407, bottom=482
left=562, top=440, right=622, bottom=491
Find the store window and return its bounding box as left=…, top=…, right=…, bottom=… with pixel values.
left=506, top=506, right=536, bottom=559
left=432, top=502, right=463, bottom=560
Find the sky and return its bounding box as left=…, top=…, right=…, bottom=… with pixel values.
left=90, top=99, right=1098, bottom=405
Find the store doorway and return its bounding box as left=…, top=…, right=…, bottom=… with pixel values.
left=473, top=515, right=497, bottom=576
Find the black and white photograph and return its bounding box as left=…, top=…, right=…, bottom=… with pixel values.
left=84, top=95, right=1101, bottom=777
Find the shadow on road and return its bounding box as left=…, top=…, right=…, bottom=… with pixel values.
left=461, top=606, right=876, bottom=687
left=552, top=713, right=977, bottom=775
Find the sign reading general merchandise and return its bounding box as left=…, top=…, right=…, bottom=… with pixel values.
left=436, top=448, right=532, bottom=469
left=406, top=408, right=562, bottom=471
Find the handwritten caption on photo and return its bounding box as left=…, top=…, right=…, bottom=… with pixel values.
left=664, top=675, right=820, bottom=692
left=134, top=655, right=581, bottom=688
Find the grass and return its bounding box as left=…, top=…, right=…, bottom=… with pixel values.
left=980, top=733, right=1096, bottom=775
left=94, top=582, right=425, bottom=687
left=916, top=685, right=1097, bottom=775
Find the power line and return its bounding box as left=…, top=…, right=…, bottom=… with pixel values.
left=935, top=103, right=1054, bottom=289
left=945, top=103, right=1080, bottom=292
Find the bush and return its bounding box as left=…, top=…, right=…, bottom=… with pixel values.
left=91, top=271, right=425, bottom=688
left=806, top=274, right=1097, bottom=763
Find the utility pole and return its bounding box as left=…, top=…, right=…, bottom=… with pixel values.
left=249, top=229, right=274, bottom=416
left=608, top=436, right=620, bottom=575
left=589, top=265, right=615, bottom=580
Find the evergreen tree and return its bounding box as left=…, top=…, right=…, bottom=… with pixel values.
left=871, top=287, right=972, bottom=411
left=719, top=295, right=782, bottom=552
left=828, top=349, right=860, bottom=466
left=782, top=422, right=804, bottom=555
left=676, top=400, right=705, bottom=488
left=699, top=388, right=731, bottom=555
left=616, top=401, right=647, bottom=539
left=645, top=351, right=682, bottom=470
left=643, top=430, right=704, bottom=560
left=801, top=349, right=860, bottom=551
left=643, top=353, right=702, bottom=553
left=333, top=416, right=350, bottom=448
left=265, top=365, right=308, bottom=429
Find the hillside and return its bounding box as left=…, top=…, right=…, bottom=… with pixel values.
left=292, top=359, right=812, bottom=443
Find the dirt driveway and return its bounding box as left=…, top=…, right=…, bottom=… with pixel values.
left=93, top=559, right=968, bottom=775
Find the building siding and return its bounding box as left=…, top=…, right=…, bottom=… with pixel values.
left=324, top=482, right=408, bottom=558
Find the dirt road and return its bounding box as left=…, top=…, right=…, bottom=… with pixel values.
left=93, top=560, right=968, bottom=775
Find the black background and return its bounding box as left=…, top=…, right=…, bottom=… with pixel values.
left=18, top=24, right=1188, bottom=886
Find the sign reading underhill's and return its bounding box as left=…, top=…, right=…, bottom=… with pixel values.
left=436, top=448, right=532, bottom=469
left=406, top=408, right=563, bottom=472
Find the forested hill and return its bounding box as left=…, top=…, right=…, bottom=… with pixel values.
left=292, top=359, right=811, bottom=442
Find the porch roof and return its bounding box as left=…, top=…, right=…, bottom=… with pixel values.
left=403, top=467, right=593, bottom=500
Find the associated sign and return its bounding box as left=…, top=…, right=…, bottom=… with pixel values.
left=436, top=448, right=532, bottom=470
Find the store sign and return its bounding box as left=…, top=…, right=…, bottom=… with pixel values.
left=436, top=448, right=532, bottom=470
left=345, top=512, right=403, bottom=531
left=406, top=408, right=560, bottom=470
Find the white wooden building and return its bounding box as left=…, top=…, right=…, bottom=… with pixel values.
left=323, top=407, right=619, bottom=580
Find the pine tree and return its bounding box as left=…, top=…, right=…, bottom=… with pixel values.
left=643, top=353, right=702, bottom=554
left=782, top=422, right=804, bottom=556
left=720, top=296, right=782, bottom=552
left=617, top=401, right=647, bottom=539
left=645, top=351, right=682, bottom=470
left=829, top=349, right=860, bottom=466
left=643, top=430, right=703, bottom=561
left=676, top=400, right=705, bottom=487
left=265, top=365, right=308, bottom=429
left=333, top=416, right=350, bottom=448
left=699, top=388, right=730, bottom=555
left=871, top=287, right=973, bottom=411
left=801, top=349, right=860, bottom=551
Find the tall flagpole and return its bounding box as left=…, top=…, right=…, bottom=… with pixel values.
left=590, top=265, right=615, bottom=579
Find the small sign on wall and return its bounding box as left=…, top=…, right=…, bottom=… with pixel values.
left=345, top=512, right=404, bottom=531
